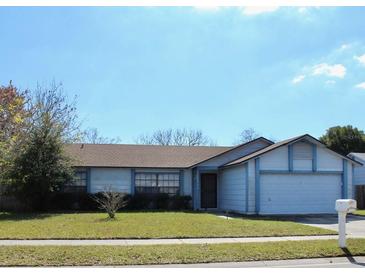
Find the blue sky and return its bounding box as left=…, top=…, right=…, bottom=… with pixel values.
left=1, top=6, right=365, bottom=145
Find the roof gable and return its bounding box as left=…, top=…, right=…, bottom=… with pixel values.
left=223, top=134, right=362, bottom=167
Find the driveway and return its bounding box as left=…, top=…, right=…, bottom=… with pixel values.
left=291, top=214, right=365, bottom=237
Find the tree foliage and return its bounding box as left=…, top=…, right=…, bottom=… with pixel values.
left=319, top=125, right=365, bottom=156
left=135, top=128, right=215, bottom=146
left=0, top=82, right=31, bottom=182
left=5, top=82, right=79, bottom=210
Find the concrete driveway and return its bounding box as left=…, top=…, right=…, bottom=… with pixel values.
left=291, top=214, right=365, bottom=237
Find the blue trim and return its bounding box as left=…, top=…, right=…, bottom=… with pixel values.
left=312, top=144, right=317, bottom=172
left=133, top=171, right=180, bottom=175
left=196, top=166, right=218, bottom=171
left=288, top=144, right=293, bottom=172
left=86, top=167, right=91, bottom=193
left=260, top=170, right=343, bottom=175
left=255, top=158, right=260, bottom=214
left=342, top=159, right=348, bottom=199
left=179, top=169, right=184, bottom=195
left=245, top=163, right=249, bottom=212
left=131, top=168, right=135, bottom=195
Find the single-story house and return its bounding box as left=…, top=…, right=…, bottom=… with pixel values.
left=65, top=134, right=362, bottom=215
left=347, top=152, right=365, bottom=209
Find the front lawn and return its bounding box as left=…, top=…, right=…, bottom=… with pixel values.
left=0, top=239, right=364, bottom=266
left=0, top=211, right=334, bottom=239
left=353, top=210, right=365, bottom=216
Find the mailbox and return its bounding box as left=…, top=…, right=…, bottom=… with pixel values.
left=335, top=199, right=357, bottom=248
left=335, top=199, right=357, bottom=213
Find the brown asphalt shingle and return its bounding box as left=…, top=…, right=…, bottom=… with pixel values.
left=65, top=144, right=232, bottom=168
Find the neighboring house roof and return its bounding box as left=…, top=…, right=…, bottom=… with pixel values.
left=348, top=153, right=365, bottom=163
left=222, top=134, right=362, bottom=167
left=65, top=143, right=232, bottom=168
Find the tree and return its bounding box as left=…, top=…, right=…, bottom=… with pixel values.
left=234, top=128, right=260, bottom=144
left=319, top=125, right=365, bottom=156
left=0, top=82, right=31, bottom=183
left=135, top=128, right=215, bottom=146
left=81, top=127, right=122, bottom=144
left=7, top=82, right=79, bottom=210
left=92, top=186, right=127, bottom=219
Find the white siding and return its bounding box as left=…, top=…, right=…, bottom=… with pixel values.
left=352, top=158, right=365, bottom=185
left=183, top=169, right=193, bottom=195
left=317, top=146, right=342, bottom=171
left=219, top=165, right=247, bottom=213
left=260, top=146, right=288, bottom=170
left=260, top=174, right=342, bottom=214
left=247, top=159, right=256, bottom=213
left=293, top=141, right=312, bottom=171
left=201, top=139, right=270, bottom=167
left=90, top=168, right=131, bottom=193
left=347, top=161, right=353, bottom=199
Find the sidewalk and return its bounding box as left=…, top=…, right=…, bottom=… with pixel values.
left=0, top=235, right=362, bottom=246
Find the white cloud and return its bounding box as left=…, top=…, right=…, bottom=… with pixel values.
left=355, top=82, right=365, bottom=89
left=354, top=54, right=365, bottom=66
left=339, top=44, right=351, bottom=51
left=292, top=75, right=305, bottom=84
left=312, top=63, right=346, bottom=78
left=241, top=6, right=279, bottom=16
left=325, top=80, right=336, bottom=85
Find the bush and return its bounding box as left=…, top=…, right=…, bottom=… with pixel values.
left=14, top=191, right=192, bottom=212
left=125, top=193, right=192, bottom=210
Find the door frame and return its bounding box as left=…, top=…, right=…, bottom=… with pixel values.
left=200, top=173, right=218, bottom=209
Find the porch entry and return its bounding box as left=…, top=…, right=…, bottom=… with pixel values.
left=200, top=173, right=217, bottom=209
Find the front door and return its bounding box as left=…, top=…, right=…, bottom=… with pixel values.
left=200, top=173, right=217, bottom=209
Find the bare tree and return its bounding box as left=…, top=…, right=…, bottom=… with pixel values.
left=92, top=186, right=127, bottom=219
left=235, top=128, right=260, bottom=144
left=135, top=128, right=215, bottom=146
left=81, top=127, right=122, bottom=144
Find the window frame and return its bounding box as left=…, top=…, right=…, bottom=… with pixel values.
left=134, top=172, right=180, bottom=196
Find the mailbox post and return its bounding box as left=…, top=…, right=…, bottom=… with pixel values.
left=335, top=199, right=357, bottom=248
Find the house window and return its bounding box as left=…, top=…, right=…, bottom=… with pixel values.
left=135, top=173, right=180, bottom=195
left=63, top=168, right=88, bottom=192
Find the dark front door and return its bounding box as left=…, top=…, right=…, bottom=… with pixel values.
left=200, top=173, right=217, bottom=209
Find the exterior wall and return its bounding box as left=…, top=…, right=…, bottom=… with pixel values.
left=183, top=169, right=193, bottom=196
left=317, top=146, right=342, bottom=171
left=352, top=157, right=365, bottom=185
left=260, top=146, right=288, bottom=170
left=292, top=141, right=313, bottom=171
left=347, top=161, right=353, bottom=199
left=200, top=139, right=270, bottom=167
left=89, top=168, right=131, bottom=194
left=247, top=159, right=256, bottom=213
left=219, top=165, right=247, bottom=213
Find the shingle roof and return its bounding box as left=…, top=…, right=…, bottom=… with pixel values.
left=65, top=143, right=232, bottom=168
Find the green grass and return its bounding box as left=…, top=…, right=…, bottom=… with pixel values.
left=0, top=211, right=335, bottom=239
left=0, top=239, right=364, bottom=266
left=353, top=210, right=365, bottom=216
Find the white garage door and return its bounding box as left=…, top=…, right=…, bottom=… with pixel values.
left=260, top=174, right=342, bottom=214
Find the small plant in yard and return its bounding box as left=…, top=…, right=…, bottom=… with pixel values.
left=91, top=186, right=127, bottom=219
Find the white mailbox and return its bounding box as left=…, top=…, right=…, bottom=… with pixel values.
left=335, top=199, right=357, bottom=248
left=336, top=199, right=357, bottom=213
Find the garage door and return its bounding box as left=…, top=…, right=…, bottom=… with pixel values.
left=260, top=174, right=342, bottom=214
